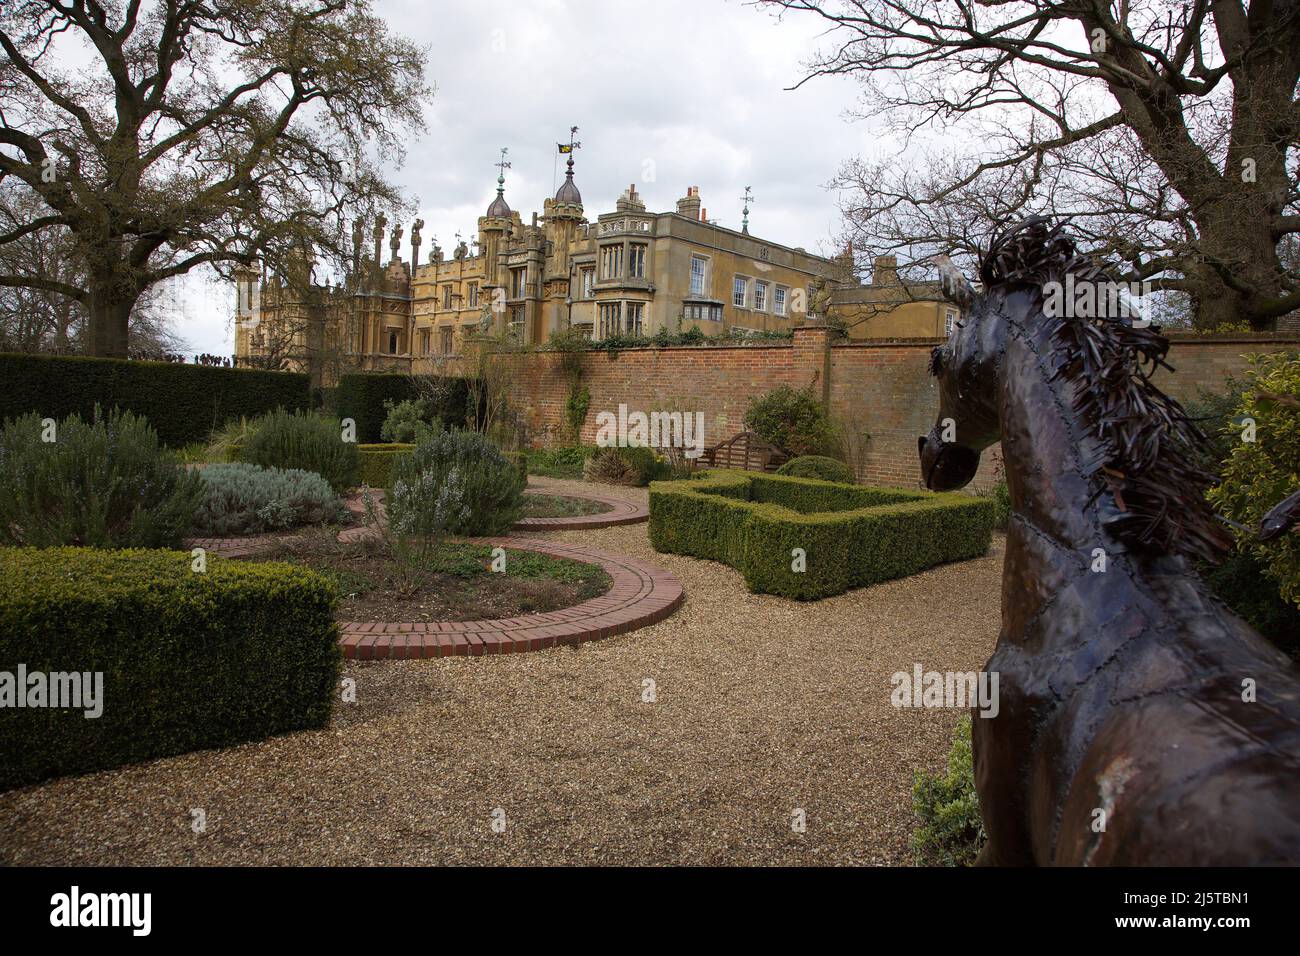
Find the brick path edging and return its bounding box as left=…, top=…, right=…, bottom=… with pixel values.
left=338, top=537, right=683, bottom=660
left=513, top=490, right=649, bottom=531
left=183, top=534, right=287, bottom=559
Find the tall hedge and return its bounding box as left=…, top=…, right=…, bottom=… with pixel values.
left=335, top=372, right=475, bottom=443
left=0, top=548, right=340, bottom=791
left=649, top=470, right=994, bottom=599
left=0, top=352, right=310, bottom=447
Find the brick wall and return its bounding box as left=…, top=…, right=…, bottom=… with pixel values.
left=498, top=329, right=1297, bottom=490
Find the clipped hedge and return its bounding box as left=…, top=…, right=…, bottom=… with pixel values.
left=777, top=455, right=855, bottom=484
left=336, top=373, right=474, bottom=443
left=0, top=548, right=340, bottom=791
left=649, top=470, right=994, bottom=599
left=357, top=442, right=416, bottom=489
left=0, top=352, right=309, bottom=447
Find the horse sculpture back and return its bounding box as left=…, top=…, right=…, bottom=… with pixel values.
left=918, top=218, right=1300, bottom=865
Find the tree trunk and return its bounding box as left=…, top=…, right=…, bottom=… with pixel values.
left=86, top=290, right=134, bottom=358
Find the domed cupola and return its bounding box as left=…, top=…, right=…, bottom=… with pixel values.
left=555, top=154, right=582, bottom=206
left=486, top=147, right=512, bottom=218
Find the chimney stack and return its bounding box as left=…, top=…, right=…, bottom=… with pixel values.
left=873, top=255, right=899, bottom=287
left=676, top=186, right=702, bottom=220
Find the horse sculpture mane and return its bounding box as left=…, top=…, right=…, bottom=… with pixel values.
left=919, top=216, right=1300, bottom=866
left=979, top=217, right=1232, bottom=563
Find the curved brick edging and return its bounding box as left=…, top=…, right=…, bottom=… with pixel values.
left=513, top=491, right=648, bottom=531
left=338, top=537, right=684, bottom=660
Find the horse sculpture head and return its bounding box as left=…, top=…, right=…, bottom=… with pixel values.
left=919, top=216, right=1232, bottom=563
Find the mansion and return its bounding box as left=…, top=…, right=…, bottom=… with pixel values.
left=234, top=156, right=959, bottom=382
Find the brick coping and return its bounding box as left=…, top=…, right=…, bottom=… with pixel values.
left=337, top=537, right=683, bottom=660
left=514, top=490, right=648, bottom=531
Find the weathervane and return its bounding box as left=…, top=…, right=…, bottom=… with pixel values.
left=558, top=126, right=581, bottom=158
left=740, top=186, right=754, bottom=235
left=495, top=147, right=511, bottom=185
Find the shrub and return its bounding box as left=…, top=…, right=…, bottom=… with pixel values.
left=526, top=445, right=591, bottom=479
left=336, top=373, right=474, bottom=443
left=0, top=408, right=203, bottom=549
left=192, top=463, right=340, bottom=537
left=205, top=415, right=260, bottom=463
left=911, top=716, right=986, bottom=866
left=356, top=443, right=416, bottom=489
left=238, top=408, right=359, bottom=494
left=0, top=352, right=308, bottom=447
left=0, top=547, right=340, bottom=791
left=743, top=384, right=837, bottom=457
left=584, top=445, right=667, bottom=487
left=380, top=397, right=441, bottom=443
left=649, top=470, right=994, bottom=599
left=777, top=455, right=855, bottom=483
left=388, top=430, right=525, bottom=536
left=1207, top=351, right=1300, bottom=607
left=1199, top=550, right=1300, bottom=660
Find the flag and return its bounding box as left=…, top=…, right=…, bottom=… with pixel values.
left=558, top=143, right=574, bottom=154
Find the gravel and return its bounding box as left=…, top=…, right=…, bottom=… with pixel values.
left=0, top=477, right=1003, bottom=866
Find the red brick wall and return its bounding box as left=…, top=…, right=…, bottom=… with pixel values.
left=500, top=329, right=1297, bottom=490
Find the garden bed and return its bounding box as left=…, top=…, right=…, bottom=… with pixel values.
left=522, top=492, right=613, bottom=519
left=259, top=531, right=611, bottom=623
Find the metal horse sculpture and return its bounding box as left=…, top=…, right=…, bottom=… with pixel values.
left=919, top=217, right=1300, bottom=865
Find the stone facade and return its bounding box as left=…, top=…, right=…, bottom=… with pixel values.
left=234, top=161, right=961, bottom=382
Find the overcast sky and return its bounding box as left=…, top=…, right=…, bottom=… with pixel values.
left=172, top=0, right=875, bottom=355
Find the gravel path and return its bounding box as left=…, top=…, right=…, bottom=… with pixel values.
left=0, top=477, right=1003, bottom=866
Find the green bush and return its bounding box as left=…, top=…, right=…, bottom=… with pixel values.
left=388, top=430, right=525, bottom=536
left=192, top=463, right=340, bottom=537
left=1206, top=351, right=1300, bottom=608
left=777, top=455, right=855, bottom=483
left=584, top=445, right=668, bottom=487
left=238, top=408, right=359, bottom=494
left=1199, top=549, right=1300, bottom=660
left=0, top=408, right=204, bottom=549
left=649, top=470, right=994, bottom=599
left=526, top=445, right=592, bottom=479
left=205, top=415, right=261, bottom=463
left=356, top=443, right=416, bottom=489
left=0, top=352, right=309, bottom=447
left=743, top=384, right=837, bottom=457
left=911, top=716, right=986, bottom=866
left=982, top=480, right=1011, bottom=531
left=0, top=547, right=340, bottom=791
left=380, top=397, right=441, bottom=443
left=336, top=373, right=474, bottom=443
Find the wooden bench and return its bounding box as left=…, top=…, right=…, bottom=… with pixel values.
left=695, top=431, right=790, bottom=473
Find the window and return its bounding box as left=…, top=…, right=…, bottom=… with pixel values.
left=387, top=330, right=399, bottom=354
left=581, top=267, right=595, bottom=298
left=684, top=303, right=723, bottom=323
left=629, top=244, right=647, bottom=279
left=468, top=282, right=479, bottom=308
left=774, top=286, right=787, bottom=316
left=509, top=305, right=525, bottom=339
left=754, top=280, right=768, bottom=312
left=626, top=302, right=644, bottom=336
left=420, top=329, right=431, bottom=355
left=442, top=285, right=452, bottom=310
left=945, top=309, right=957, bottom=336
left=439, top=326, right=454, bottom=355
left=599, top=302, right=621, bottom=339
left=690, top=256, right=708, bottom=296
left=733, top=275, right=749, bottom=308
left=511, top=268, right=527, bottom=299
left=600, top=244, right=623, bottom=279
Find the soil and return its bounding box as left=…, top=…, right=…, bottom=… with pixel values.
left=259, top=530, right=611, bottom=622
left=521, top=493, right=613, bottom=519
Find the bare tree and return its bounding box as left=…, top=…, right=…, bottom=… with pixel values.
left=766, top=0, right=1300, bottom=329
left=1, top=0, right=429, bottom=357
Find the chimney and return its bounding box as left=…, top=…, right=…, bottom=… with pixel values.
left=873, top=255, right=899, bottom=287
left=701, top=207, right=708, bottom=223
left=676, top=186, right=702, bottom=220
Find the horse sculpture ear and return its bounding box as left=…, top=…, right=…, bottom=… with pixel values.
left=928, top=345, right=945, bottom=377
left=931, top=254, right=975, bottom=308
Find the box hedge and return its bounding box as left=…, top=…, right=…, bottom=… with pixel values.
left=649, top=470, right=995, bottom=599
left=335, top=373, right=475, bottom=443
left=0, top=547, right=341, bottom=791
left=0, top=352, right=310, bottom=448
left=357, top=443, right=415, bottom=489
